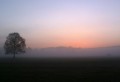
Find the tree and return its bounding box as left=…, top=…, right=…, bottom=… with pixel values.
left=4, top=32, right=26, bottom=61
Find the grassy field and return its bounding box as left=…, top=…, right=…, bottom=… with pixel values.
left=0, top=57, right=120, bottom=82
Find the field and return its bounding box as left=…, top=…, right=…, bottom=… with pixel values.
left=0, top=57, right=120, bottom=82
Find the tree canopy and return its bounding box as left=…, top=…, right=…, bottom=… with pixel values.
left=4, top=32, right=26, bottom=55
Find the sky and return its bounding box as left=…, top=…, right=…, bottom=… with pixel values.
left=0, top=0, right=120, bottom=48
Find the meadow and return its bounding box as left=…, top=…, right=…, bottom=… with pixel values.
left=0, top=57, right=120, bottom=82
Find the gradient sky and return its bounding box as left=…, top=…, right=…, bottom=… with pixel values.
left=0, top=0, right=120, bottom=48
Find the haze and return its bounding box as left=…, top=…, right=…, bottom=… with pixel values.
left=0, top=0, right=120, bottom=48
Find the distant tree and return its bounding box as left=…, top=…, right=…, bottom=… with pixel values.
left=4, top=32, right=26, bottom=61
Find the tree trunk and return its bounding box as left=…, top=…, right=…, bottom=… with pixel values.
left=11, top=53, right=15, bottom=63
left=12, top=41, right=16, bottom=63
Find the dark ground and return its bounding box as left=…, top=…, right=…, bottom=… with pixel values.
left=0, top=57, right=120, bottom=82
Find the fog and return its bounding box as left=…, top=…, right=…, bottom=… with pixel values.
left=0, top=46, right=120, bottom=58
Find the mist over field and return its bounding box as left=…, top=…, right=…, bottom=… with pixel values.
left=0, top=46, right=120, bottom=58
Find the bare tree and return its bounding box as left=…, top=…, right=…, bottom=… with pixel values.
left=4, top=32, right=26, bottom=62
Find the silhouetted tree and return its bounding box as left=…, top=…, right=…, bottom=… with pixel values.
left=4, top=32, right=26, bottom=61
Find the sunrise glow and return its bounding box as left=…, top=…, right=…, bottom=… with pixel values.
left=0, top=0, right=120, bottom=48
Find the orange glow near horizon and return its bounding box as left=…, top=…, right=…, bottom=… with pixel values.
left=25, top=24, right=120, bottom=49
left=27, top=34, right=120, bottom=49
